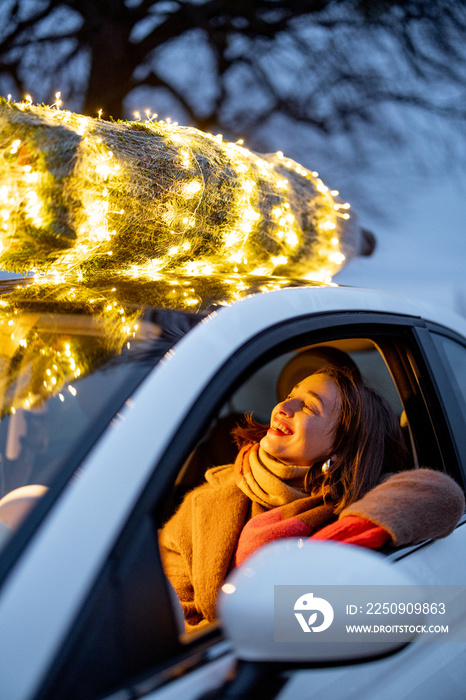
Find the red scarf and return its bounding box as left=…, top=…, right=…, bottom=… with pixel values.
left=233, top=443, right=389, bottom=567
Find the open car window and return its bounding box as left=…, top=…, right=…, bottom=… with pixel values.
left=225, top=339, right=404, bottom=422
left=158, top=336, right=412, bottom=637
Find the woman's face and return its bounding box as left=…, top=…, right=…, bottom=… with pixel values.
left=260, top=373, right=341, bottom=466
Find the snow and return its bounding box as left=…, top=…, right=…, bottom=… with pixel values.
left=335, top=173, right=466, bottom=313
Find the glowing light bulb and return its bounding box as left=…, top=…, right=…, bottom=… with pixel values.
left=183, top=180, right=202, bottom=197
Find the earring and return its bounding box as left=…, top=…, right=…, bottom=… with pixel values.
left=322, top=459, right=332, bottom=473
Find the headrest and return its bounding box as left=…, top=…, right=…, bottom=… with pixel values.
left=276, top=346, right=360, bottom=401
left=0, top=484, right=48, bottom=530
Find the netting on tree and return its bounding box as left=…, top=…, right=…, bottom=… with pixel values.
left=0, top=98, right=366, bottom=282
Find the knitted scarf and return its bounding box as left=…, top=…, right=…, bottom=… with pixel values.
left=234, top=442, right=310, bottom=508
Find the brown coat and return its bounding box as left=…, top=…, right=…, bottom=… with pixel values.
left=160, top=465, right=248, bottom=630
left=159, top=466, right=464, bottom=630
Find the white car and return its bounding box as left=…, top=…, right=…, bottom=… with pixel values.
left=0, top=276, right=465, bottom=700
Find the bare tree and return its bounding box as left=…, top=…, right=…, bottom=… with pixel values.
left=1, top=0, right=465, bottom=145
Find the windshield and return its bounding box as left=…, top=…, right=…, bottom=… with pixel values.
left=0, top=281, right=204, bottom=552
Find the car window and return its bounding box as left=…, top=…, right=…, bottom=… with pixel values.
left=227, top=340, right=403, bottom=423
left=0, top=302, right=203, bottom=553
left=430, top=333, right=466, bottom=418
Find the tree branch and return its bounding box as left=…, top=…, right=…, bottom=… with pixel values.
left=131, top=70, right=199, bottom=123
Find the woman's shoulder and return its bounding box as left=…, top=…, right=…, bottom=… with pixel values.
left=160, top=463, right=245, bottom=540
left=168, top=463, right=240, bottom=517
left=204, top=463, right=237, bottom=489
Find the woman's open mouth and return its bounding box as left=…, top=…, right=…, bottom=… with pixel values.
left=268, top=420, right=293, bottom=436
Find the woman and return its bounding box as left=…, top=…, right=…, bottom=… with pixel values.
left=159, top=365, right=464, bottom=631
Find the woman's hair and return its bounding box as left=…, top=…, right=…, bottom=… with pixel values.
left=232, top=365, right=410, bottom=513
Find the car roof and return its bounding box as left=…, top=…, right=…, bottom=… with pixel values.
left=199, top=282, right=466, bottom=340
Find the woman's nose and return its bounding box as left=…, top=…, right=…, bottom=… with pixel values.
left=279, top=397, right=301, bottom=415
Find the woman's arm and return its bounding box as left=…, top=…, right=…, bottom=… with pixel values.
left=338, top=468, right=465, bottom=546
left=234, top=469, right=464, bottom=566
left=159, top=494, right=208, bottom=631
left=159, top=535, right=205, bottom=630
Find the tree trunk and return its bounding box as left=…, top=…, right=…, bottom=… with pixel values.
left=83, top=22, right=136, bottom=120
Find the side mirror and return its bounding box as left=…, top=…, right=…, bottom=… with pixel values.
left=218, top=539, right=426, bottom=665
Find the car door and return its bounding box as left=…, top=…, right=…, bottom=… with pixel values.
left=149, top=306, right=466, bottom=700
left=145, top=307, right=466, bottom=700
left=270, top=318, right=466, bottom=700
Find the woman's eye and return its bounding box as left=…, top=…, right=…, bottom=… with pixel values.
left=285, top=395, right=318, bottom=415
